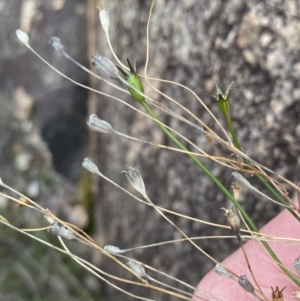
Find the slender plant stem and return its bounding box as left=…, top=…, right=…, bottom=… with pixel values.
left=142, top=102, right=255, bottom=229
left=223, top=118, right=300, bottom=285
left=141, top=102, right=300, bottom=286
left=224, top=116, right=300, bottom=222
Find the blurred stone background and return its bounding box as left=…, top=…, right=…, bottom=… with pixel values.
left=0, top=0, right=300, bottom=300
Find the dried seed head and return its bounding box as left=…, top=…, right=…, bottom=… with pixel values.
left=214, top=264, right=233, bottom=279
left=238, top=274, right=254, bottom=294
left=16, top=29, right=29, bottom=46
left=104, top=245, right=122, bottom=254
left=50, top=221, right=77, bottom=240
left=87, top=114, right=114, bottom=134
left=221, top=207, right=241, bottom=235
left=91, top=54, right=120, bottom=79
left=99, top=8, right=110, bottom=34
left=271, top=286, right=285, bottom=301
left=231, top=183, right=241, bottom=201
left=127, top=259, right=146, bottom=277
left=49, top=37, right=64, bottom=54
left=82, top=157, right=101, bottom=175
left=123, top=168, right=148, bottom=200
left=293, top=255, right=300, bottom=275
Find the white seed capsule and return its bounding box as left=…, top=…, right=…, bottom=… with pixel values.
left=91, top=54, right=119, bottom=79
left=50, top=221, right=77, bottom=240
left=16, top=29, right=29, bottom=46
left=124, top=168, right=148, bottom=200
left=82, top=157, right=100, bottom=174
left=231, top=172, right=251, bottom=188
left=238, top=274, right=254, bottom=294
left=104, top=245, right=122, bottom=254
left=214, top=264, right=233, bottom=279
left=87, top=114, right=114, bottom=134
left=127, top=259, right=146, bottom=277
left=49, top=37, right=64, bottom=54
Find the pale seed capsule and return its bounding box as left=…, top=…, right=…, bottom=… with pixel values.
left=87, top=114, right=114, bottom=134
left=214, top=264, right=233, bottom=279
left=50, top=221, right=77, bottom=240
left=123, top=168, right=148, bottom=200
left=104, top=245, right=122, bottom=254
left=49, top=37, right=64, bottom=54
left=127, top=259, right=146, bottom=277
left=231, top=172, right=251, bottom=188
left=16, top=29, right=29, bottom=46
left=238, top=274, right=254, bottom=294
left=91, top=54, right=120, bottom=79
left=82, top=157, right=100, bottom=174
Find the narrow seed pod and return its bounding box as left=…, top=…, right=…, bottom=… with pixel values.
left=231, top=172, right=252, bottom=188
left=16, top=29, right=29, bottom=46
left=123, top=168, right=148, bottom=200
left=50, top=221, right=77, bottom=240
left=104, top=245, right=122, bottom=254
left=271, top=286, right=285, bottom=301
left=292, top=256, right=300, bottom=275
left=49, top=37, right=64, bottom=54
left=91, top=54, right=120, bottom=79
left=238, top=275, right=254, bottom=294
left=87, top=114, right=114, bottom=134
left=127, top=259, right=146, bottom=277
left=82, top=157, right=101, bottom=174
left=214, top=264, right=233, bottom=279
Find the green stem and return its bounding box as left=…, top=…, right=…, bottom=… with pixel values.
left=142, top=102, right=300, bottom=286
left=225, top=116, right=300, bottom=221
left=223, top=117, right=300, bottom=285
left=142, top=102, right=255, bottom=229
left=225, top=116, right=242, bottom=151
left=263, top=241, right=300, bottom=286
